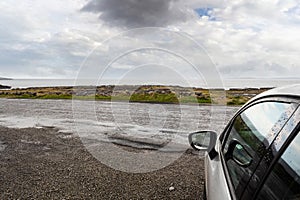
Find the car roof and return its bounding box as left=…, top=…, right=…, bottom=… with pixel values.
left=250, top=84, right=300, bottom=103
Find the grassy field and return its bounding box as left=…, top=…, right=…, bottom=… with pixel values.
left=0, top=85, right=272, bottom=105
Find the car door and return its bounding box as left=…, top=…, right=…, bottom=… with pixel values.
left=249, top=105, right=300, bottom=199
left=256, top=127, right=300, bottom=200
left=220, top=99, right=298, bottom=199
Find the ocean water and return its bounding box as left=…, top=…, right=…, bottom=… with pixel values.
left=0, top=78, right=299, bottom=89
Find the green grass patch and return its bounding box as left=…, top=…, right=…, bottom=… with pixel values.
left=196, top=96, right=212, bottom=104
left=0, top=91, right=248, bottom=105
left=227, top=96, right=247, bottom=105
left=129, top=93, right=179, bottom=104
left=179, top=96, right=212, bottom=104
left=39, top=94, right=72, bottom=99
left=178, top=96, right=199, bottom=104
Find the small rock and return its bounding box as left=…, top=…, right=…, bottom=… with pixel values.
left=169, top=186, right=175, bottom=191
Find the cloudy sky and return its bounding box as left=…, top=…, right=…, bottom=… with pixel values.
left=0, top=0, right=300, bottom=82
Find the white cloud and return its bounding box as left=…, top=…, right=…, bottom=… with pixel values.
left=0, top=0, right=299, bottom=80
left=175, top=0, right=300, bottom=78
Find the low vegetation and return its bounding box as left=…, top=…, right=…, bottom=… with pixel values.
left=0, top=85, right=272, bottom=105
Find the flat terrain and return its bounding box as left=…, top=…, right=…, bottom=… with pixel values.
left=0, top=126, right=205, bottom=199
left=0, top=85, right=272, bottom=105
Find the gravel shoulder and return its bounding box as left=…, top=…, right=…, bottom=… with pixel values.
left=0, top=126, right=205, bottom=199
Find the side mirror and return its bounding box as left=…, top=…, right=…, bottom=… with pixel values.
left=225, top=140, right=252, bottom=167
left=188, top=131, right=218, bottom=159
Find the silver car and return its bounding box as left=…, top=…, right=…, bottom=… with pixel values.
left=189, top=84, right=300, bottom=200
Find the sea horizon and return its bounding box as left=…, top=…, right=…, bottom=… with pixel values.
left=0, top=78, right=299, bottom=89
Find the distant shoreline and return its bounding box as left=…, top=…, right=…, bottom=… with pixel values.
left=0, top=84, right=11, bottom=89
left=0, top=77, right=13, bottom=89
left=0, top=77, right=12, bottom=80
left=0, top=85, right=273, bottom=105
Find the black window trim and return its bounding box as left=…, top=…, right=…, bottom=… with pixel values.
left=219, top=96, right=299, bottom=200
left=219, top=143, right=238, bottom=200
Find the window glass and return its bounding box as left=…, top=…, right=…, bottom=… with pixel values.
left=257, top=131, right=300, bottom=200
left=223, top=102, right=295, bottom=197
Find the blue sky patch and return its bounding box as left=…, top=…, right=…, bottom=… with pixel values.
left=195, top=7, right=216, bottom=21
left=195, top=8, right=212, bottom=17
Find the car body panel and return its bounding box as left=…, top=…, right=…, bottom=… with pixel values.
left=202, top=84, right=300, bottom=200
left=206, top=139, right=232, bottom=200
left=248, top=84, right=300, bottom=103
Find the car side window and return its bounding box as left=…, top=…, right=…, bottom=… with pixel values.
left=222, top=101, right=296, bottom=198
left=257, top=130, right=300, bottom=200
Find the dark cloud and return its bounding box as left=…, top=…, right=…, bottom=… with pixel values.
left=81, top=0, right=196, bottom=28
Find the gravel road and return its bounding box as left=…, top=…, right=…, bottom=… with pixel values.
left=0, top=126, right=205, bottom=199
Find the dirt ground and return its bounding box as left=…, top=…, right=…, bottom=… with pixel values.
left=0, top=126, right=205, bottom=199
